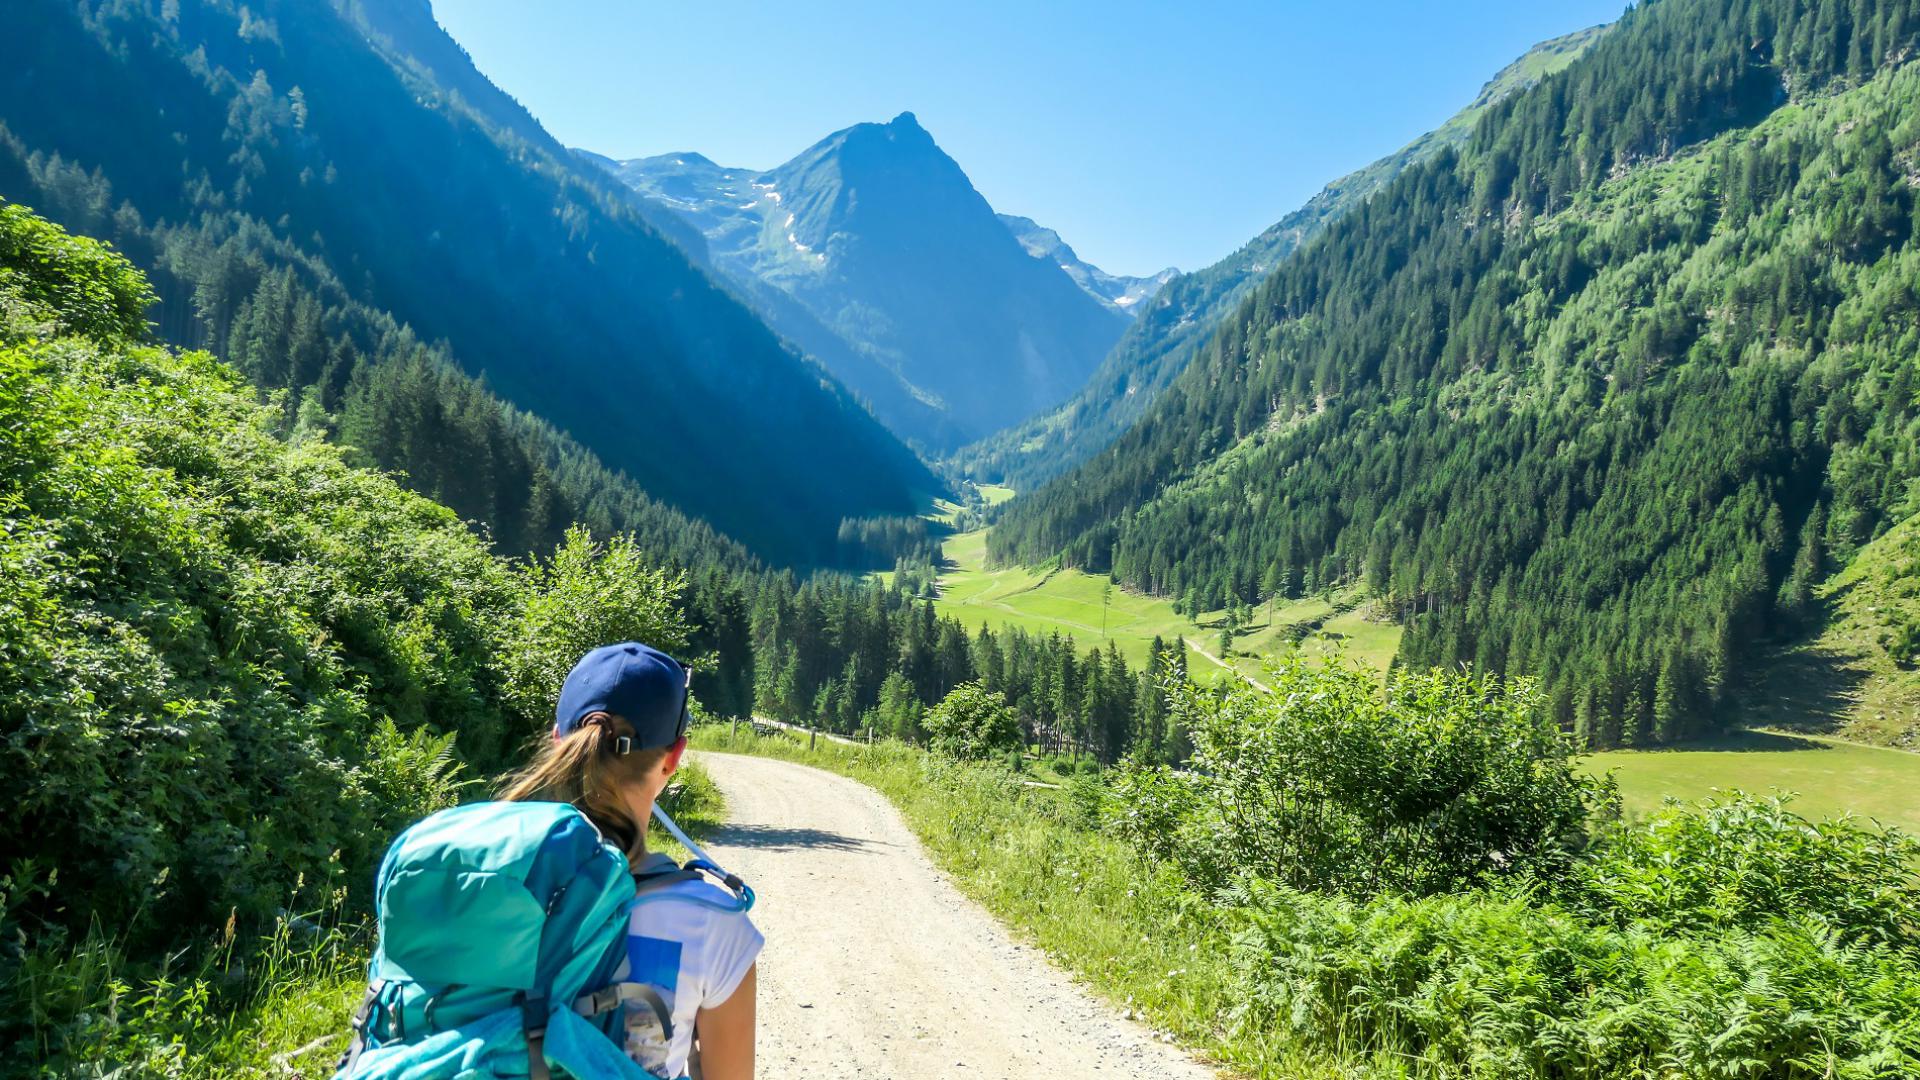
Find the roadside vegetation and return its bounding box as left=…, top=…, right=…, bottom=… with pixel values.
left=706, top=658, right=1920, bottom=1079
left=0, top=202, right=725, bottom=1076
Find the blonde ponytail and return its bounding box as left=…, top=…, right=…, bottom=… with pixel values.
left=497, top=714, right=668, bottom=860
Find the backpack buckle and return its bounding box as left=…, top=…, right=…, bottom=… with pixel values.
left=516, top=991, right=550, bottom=1038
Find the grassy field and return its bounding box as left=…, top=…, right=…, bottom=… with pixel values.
left=1583, top=729, right=1920, bottom=833
left=977, top=483, right=1016, bottom=507
left=921, top=522, right=1403, bottom=681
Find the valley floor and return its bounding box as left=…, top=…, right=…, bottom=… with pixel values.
left=912, top=517, right=1403, bottom=682
left=1585, top=728, right=1920, bottom=833
left=924, top=495, right=1918, bottom=834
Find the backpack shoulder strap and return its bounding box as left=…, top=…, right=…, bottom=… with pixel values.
left=630, top=850, right=704, bottom=897
left=517, top=992, right=552, bottom=1080
left=632, top=866, right=706, bottom=895
left=336, top=979, right=387, bottom=1076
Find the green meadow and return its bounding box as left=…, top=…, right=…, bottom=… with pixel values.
left=1584, top=729, right=1920, bottom=833
left=923, top=523, right=1403, bottom=682
left=927, top=488, right=1913, bottom=836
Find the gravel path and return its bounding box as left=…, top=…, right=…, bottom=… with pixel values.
left=695, top=751, right=1216, bottom=1079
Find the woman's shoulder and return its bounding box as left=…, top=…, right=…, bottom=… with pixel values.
left=629, top=873, right=759, bottom=937
left=627, top=873, right=763, bottom=1000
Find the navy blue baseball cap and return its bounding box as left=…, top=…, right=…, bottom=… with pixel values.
left=554, top=642, right=692, bottom=748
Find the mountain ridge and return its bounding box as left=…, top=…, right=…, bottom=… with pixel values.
left=998, top=212, right=1178, bottom=315
left=593, top=111, right=1131, bottom=450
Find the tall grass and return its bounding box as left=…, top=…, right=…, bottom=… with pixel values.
left=3, top=876, right=363, bottom=1078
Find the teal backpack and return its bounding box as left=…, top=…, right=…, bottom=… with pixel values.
left=334, top=800, right=656, bottom=1080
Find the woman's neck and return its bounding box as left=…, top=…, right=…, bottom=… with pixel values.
left=624, top=792, right=658, bottom=869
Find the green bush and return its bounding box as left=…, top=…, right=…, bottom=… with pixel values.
left=922, top=681, right=1022, bottom=761
left=1101, top=755, right=1209, bottom=867
left=362, top=718, right=479, bottom=837
left=1102, top=661, right=1920, bottom=1077
left=1164, top=658, right=1614, bottom=895
left=498, top=525, right=690, bottom=723
left=0, top=202, right=152, bottom=345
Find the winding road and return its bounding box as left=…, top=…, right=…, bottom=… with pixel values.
left=695, top=751, right=1216, bottom=1079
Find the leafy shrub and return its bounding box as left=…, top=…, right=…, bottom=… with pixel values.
left=498, top=525, right=690, bottom=724
left=1566, top=791, right=1920, bottom=947
left=0, top=206, right=697, bottom=1061
left=0, top=202, right=152, bottom=345
left=922, top=681, right=1021, bottom=760
left=361, top=717, right=478, bottom=836
left=1164, top=658, right=1613, bottom=895
left=1101, top=755, right=1209, bottom=867
left=1065, top=770, right=1109, bottom=830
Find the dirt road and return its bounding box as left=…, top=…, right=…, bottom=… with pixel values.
left=695, top=751, right=1216, bottom=1079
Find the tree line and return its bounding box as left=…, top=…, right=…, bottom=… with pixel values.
left=738, top=571, right=1191, bottom=764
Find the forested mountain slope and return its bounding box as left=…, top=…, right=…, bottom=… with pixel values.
left=954, top=25, right=1606, bottom=490
left=0, top=0, right=932, bottom=565
left=596, top=113, right=1131, bottom=451
left=994, top=0, right=1920, bottom=746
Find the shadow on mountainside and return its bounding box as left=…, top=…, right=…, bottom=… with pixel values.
left=1733, top=587, right=1873, bottom=740
left=1632, top=729, right=1837, bottom=754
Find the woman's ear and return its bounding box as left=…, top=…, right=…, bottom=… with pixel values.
left=661, top=736, right=689, bottom=778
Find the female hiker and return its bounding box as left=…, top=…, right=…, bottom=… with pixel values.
left=501, top=641, right=762, bottom=1080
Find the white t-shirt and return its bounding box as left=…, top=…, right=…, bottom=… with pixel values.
left=617, top=853, right=764, bottom=1079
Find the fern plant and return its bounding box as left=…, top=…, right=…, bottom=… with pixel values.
left=359, top=718, right=477, bottom=832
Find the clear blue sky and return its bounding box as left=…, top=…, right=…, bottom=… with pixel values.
left=432, top=1, right=1625, bottom=276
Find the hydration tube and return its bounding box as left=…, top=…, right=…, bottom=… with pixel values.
left=647, top=803, right=756, bottom=913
